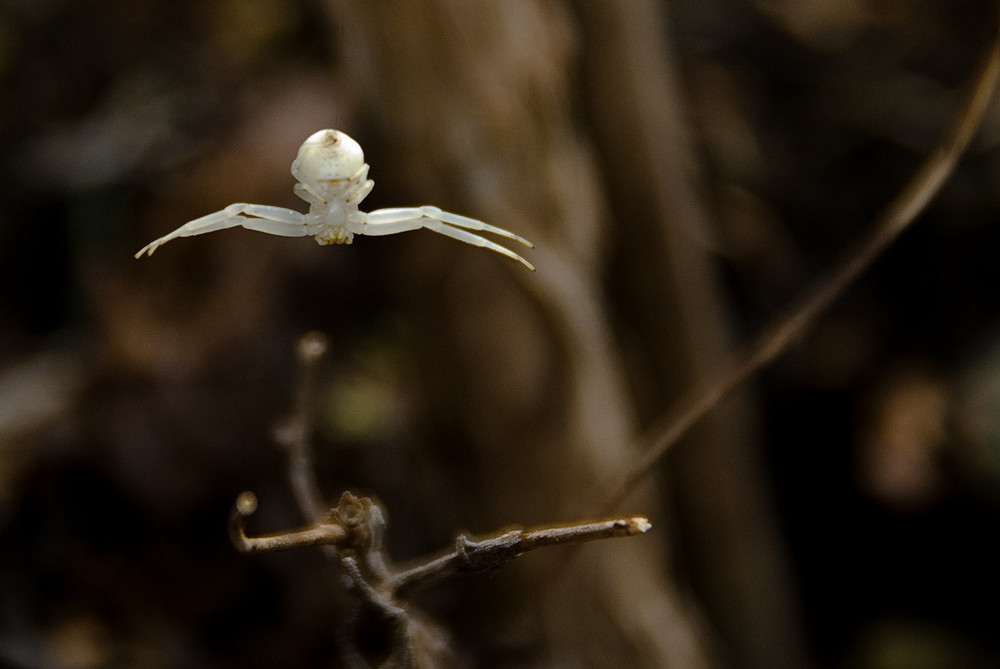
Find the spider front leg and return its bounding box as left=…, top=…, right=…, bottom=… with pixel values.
left=362, top=206, right=535, bottom=271
left=135, top=203, right=308, bottom=258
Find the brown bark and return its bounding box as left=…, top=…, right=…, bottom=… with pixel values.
left=330, top=1, right=716, bottom=665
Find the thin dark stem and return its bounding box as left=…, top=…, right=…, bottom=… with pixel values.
left=602, top=25, right=1000, bottom=514
left=229, top=492, right=348, bottom=553
left=342, top=557, right=409, bottom=620
left=230, top=487, right=652, bottom=596
left=277, top=331, right=330, bottom=522
left=389, top=516, right=652, bottom=595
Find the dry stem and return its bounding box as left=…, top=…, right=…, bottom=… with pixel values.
left=602, top=25, right=1000, bottom=513
left=274, top=331, right=329, bottom=522
left=230, top=331, right=655, bottom=665
left=388, top=516, right=652, bottom=595
left=229, top=491, right=348, bottom=553
left=231, top=485, right=650, bottom=595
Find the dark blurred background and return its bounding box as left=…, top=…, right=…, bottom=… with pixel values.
left=2, top=1, right=1000, bottom=667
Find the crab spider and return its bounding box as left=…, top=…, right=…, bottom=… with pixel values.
left=135, top=129, right=535, bottom=270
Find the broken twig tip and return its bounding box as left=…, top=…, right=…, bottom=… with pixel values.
left=236, top=491, right=258, bottom=516
left=297, top=331, right=328, bottom=363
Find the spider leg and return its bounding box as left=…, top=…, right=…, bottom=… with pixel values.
left=135, top=203, right=307, bottom=258
left=421, top=219, right=536, bottom=271
left=419, top=206, right=534, bottom=248
left=363, top=207, right=535, bottom=271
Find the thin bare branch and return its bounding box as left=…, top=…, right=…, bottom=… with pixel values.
left=601, top=25, right=1000, bottom=513
left=341, top=557, right=409, bottom=619
left=231, top=484, right=652, bottom=604
left=229, top=491, right=349, bottom=553
left=274, top=331, right=330, bottom=522
left=389, top=516, right=652, bottom=595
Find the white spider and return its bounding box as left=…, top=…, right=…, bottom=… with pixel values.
left=135, top=129, right=534, bottom=270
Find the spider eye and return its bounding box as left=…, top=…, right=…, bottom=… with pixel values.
left=293, top=129, right=365, bottom=182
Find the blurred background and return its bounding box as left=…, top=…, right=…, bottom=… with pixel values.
left=2, top=0, right=1000, bottom=667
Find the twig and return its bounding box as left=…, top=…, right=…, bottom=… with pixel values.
left=231, top=486, right=651, bottom=594
left=601, top=25, right=1000, bottom=514
left=274, top=331, right=330, bottom=522
left=229, top=491, right=348, bottom=553
left=388, top=516, right=652, bottom=595
left=342, top=556, right=409, bottom=619
left=232, top=328, right=657, bottom=663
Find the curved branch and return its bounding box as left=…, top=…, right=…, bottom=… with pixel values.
left=229, top=491, right=349, bottom=553
left=603, top=22, right=1000, bottom=513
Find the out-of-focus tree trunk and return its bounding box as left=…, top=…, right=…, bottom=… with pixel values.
left=332, top=1, right=714, bottom=666
left=575, top=4, right=812, bottom=669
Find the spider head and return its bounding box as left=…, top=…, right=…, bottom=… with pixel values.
left=292, top=129, right=367, bottom=185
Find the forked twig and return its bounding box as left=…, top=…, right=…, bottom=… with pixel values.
left=602, top=26, right=1000, bottom=513
left=231, top=485, right=650, bottom=594
left=231, top=327, right=655, bottom=601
